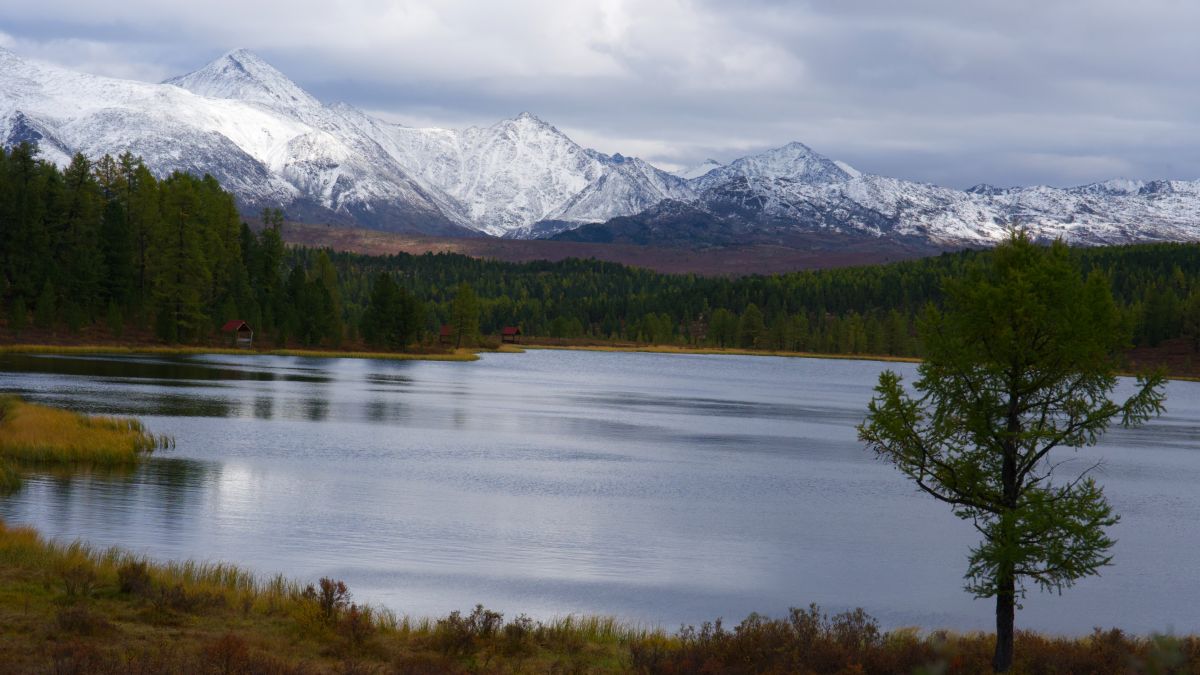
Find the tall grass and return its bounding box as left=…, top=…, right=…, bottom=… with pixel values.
left=0, top=395, right=170, bottom=465
left=2, top=515, right=1198, bottom=673
left=0, top=460, right=20, bottom=493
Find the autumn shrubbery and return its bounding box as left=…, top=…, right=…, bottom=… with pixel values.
left=2, top=518, right=1199, bottom=673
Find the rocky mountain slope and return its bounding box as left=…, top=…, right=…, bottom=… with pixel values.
left=4, top=46, right=1200, bottom=247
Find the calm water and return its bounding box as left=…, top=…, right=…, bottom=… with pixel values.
left=1, top=349, right=1198, bottom=634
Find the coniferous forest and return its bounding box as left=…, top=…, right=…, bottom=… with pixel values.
left=4, top=143, right=1200, bottom=359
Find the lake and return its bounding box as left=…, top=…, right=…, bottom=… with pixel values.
left=1, top=349, right=1198, bottom=634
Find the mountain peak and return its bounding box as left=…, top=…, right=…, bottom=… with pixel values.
left=164, top=48, right=320, bottom=111
left=692, top=141, right=854, bottom=187
left=509, top=111, right=555, bottom=128
left=674, top=158, right=724, bottom=180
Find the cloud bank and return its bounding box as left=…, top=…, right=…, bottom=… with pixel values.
left=2, top=0, right=1198, bottom=187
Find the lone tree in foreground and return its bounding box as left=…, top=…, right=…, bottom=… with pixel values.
left=858, top=232, right=1166, bottom=673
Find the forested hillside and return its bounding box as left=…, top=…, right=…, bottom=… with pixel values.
left=4, top=143, right=1200, bottom=359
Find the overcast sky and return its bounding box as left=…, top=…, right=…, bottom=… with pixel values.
left=2, top=0, right=1198, bottom=188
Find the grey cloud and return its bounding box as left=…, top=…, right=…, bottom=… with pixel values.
left=2, top=0, right=1198, bottom=187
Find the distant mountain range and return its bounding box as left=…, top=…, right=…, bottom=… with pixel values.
left=4, top=46, right=1200, bottom=248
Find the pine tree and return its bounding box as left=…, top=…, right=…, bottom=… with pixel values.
left=738, top=304, right=765, bottom=349
left=451, top=282, right=479, bottom=348
left=8, top=297, right=27, bottom=336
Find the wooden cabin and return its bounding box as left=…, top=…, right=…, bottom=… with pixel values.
left=501, top=326, right=522, bottom=344
left=221, top=320, right=254, bottom=348
left=439, top=324, right=454, bottom=345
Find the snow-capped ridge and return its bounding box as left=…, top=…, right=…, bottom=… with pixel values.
left=5, top=46, right=1200, bottom=247
left=674, top=159, right=723, bottom=180
left=691, top=141, right=855, bottom=190
left=164, top=48, right=321, bottom=112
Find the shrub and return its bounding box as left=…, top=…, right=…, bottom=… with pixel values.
left=311, top=577, right=350, bottom=624
left=339, top=603, right=375, bottom=653
left=430, top=604, right=504, bottom=656
left=117, top=560, right=153, bottom=596
left=56, top=605, right=113, bottom=636
left=58, top=561, right=98, bottom=599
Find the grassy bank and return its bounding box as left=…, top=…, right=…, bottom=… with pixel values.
left=1, top=401, right=1197, bottom=672
left=521, top=341, right=921, bottom=365
left=0, top=396, right=167, bottom=493
left=0, top=520, right=1195, bottom=674
left=520, top=340, right=1200, bottom=382
left=0, top=396, right=167, bottom=466
left=0, top=343, right=482, bottom=362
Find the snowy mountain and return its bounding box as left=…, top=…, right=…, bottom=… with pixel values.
left=667, top=145, right=1200, bottom=245
left=0, top=47, right=472, bottom=234
left=4, top=46, right=1200, bottom=247
left=0, top=48, right=691, bottom=238
left=674, top=159, right=723, bottom=180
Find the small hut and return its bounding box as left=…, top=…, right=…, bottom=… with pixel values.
left=221, top=320, right=254, bottom=348
left=501, top=326, right=522, bottom=344
left=439, top=324, right=454, bottom=345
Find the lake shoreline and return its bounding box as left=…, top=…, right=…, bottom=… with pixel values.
left=0, top=518, right=1196, bottom=673
left=4, top=339, right=1196, bottom=383
left=4, top=354, right=1200, bottom=671
left=0, top=343, right=499, bottom=362
left=520, top=341, right=1200, bottom=381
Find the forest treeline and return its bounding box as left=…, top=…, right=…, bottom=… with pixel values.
left=4, top=143, right=1200, bottom=356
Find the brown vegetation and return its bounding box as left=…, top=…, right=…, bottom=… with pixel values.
left=0, top=396, right=167, bottom=467
left=274, top=220, right=939, bottom=277
left=0, top=519, right=1196, bottom=673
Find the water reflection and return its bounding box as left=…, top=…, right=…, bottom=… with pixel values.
left=1, top=351, right=1199, bottom=635
left=8, top=458, right=219, bottom=544
left=254, top=396, right=274, bottom=420
left=0, top=353, right=331, bottom=384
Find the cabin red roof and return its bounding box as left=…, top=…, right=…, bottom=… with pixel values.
left=439, top=324, right=454, bottom=337
left=221, top=320, right=251, bottom=332
left=501, top=326, right=522, bottom=335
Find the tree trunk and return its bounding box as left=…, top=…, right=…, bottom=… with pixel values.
left=993, top=573, right=1015, bottom=672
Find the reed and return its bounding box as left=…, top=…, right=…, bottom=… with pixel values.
left=0, top=460, right=20, bottom=493
left=0, top=396, right=169, bottom=466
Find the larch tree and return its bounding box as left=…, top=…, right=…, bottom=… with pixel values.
left=858, top=232, right=1166, bottom=673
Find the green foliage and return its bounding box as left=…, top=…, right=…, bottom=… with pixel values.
left=451, top=282, right=479, bottom=347
left=360, top=273, right=424, bottom=350
left=858, top=232, right=1167, bottom=672
left=7, top=296, right=27, bottom=335
left=8, top=143, right=1200, bottom=360
left=105, top=302, right=123, bottom=338
left=738, top=303, right=765, bottom=348
left=0, top=145, right=349, bottom=348
left=33, top=282, right=55, bottom=330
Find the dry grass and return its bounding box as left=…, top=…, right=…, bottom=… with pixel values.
left=0, top=460, right=19, bottom=493
left=0, top=396, right=168, bottom=466
left=0, top=520, right=654, bottom=672
left=523, top=342, right=922, bottom=364
left=0, top=519, right=1197, bottom=673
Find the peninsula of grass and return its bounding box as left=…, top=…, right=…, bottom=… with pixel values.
left=0, top=396, right=167, bottom=492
